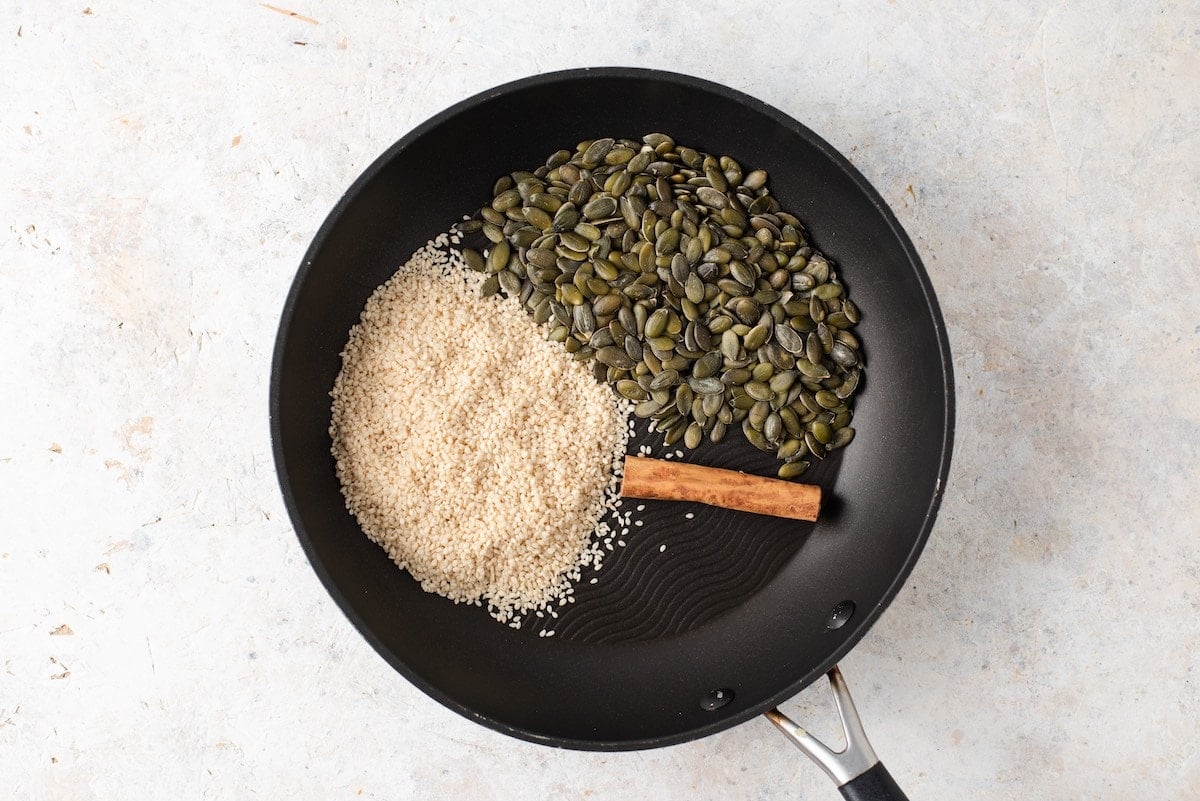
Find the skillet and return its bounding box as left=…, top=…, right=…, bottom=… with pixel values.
left=271, top=67, right=954, bottom=800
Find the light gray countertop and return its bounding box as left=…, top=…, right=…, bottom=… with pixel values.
left=3, top=2, right=1198, bottom=799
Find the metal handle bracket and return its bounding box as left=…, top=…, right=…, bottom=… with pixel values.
left=765, top=665, right=880, bottom=786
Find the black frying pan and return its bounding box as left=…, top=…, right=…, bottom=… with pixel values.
left=271, top=68, right=953, bottom=800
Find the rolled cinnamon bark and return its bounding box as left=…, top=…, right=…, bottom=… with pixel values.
left=619, top=456, right=821, bottom=522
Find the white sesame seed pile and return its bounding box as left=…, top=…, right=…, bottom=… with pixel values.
left=330, top=234, right=631, bottom=624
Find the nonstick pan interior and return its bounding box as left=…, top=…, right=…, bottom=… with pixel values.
left=271, top=68, right=953, bottom=749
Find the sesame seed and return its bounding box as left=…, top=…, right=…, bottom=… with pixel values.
left=330, top=238, right=632, bottom=624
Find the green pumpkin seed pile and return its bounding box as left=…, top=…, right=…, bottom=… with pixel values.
left=456, top=134, right=863, bottom=479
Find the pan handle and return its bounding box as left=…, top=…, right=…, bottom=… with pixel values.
left=765, top=666, right=909, bottom=801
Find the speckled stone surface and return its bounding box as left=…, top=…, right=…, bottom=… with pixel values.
left=2, top=2, right=1198, bottom=799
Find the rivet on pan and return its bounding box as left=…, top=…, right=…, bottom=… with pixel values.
left=700, top=688, right=735, bottom=711
left=826, top=600, right=855, bottom=630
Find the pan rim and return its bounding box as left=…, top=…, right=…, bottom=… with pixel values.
left=269, top=66, right=955, bottom=751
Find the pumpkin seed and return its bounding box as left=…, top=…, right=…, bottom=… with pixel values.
left=810, top=420, right=833, bottom=445
left=709, top=315, right=734, bottom=334
left=730, top=260, right=757, bottom=288
left=634, top=400, right=662, bottom=418
left=777, top=438, right=803, bottom=460
left=624, top=335, right=644, bottom=362
left=814, top=282, right=842, bottom=300
left=592, top=293, right=623, bottom=317
left=830, top=426, right=855, bottom=449
left=779, top=406, right=803, bottom=437
left=648, top=335, right=676, bottom=352
left=687, top=376, right=725, bottom=395
left=720, top=329, right=741, bottom=360
left=774, top=324, right=804, bottom=355
left=672, top=382, right=693, bottom=414
left=745, top=381, right=773, bottom=402
left=743, top=323, right=771, bottom=350
left=616, top=380, right=647, bottom=400
left=582, top=137, right=615, bottom=165
left=749, top=401, right=770, bottom=431
left=731, top=390, right=756, bottom=410
left=743, top=169, right=768, bottom=190
left=696, top=186, right=727, bottom=209
left=722, top=367, right=751, bottom=386
left=491, top=188, right=521, bottom=211
left=843, top=299, right=861, bottom=324
left=627, top=150, right=653, bottom=174
left=523, top=206, right=552, bottom=230
left=777, top=461, right=808, bottom=480
left=795, top=358, right=831, bottom=379
left=575, top=222, right=603, bottom=241
left=808, top=293, right=826, bottom=323
left=583, top=196, right=617, bottom=220
left=764, top=412, right=783, bottom=442
left=731, top=297, right=760, bottom=325
left=460, top=247, right=486, bottom=272
left=769, top=370, right=797, bottom=393
left=830, top=341, right=859, bottom=368
left=526, top=247, right=556, bottom=269
left=573, top=303, right=596, bottom=335
left=815, top=390, right=840, bottom=409
left=649, top=369, right=680, bottom=390
left=596, top=346, right=635, bottom=369
left=806, top=332, right=824, bottom=366
left=701, top=391, right=723, bottom=417
left=530, top=194, right=561, bottom=215
left=743, top=420, right=772, bottom=452
left=655, top=227, right=681, bottom=256
left=553, top=203, right=580, bottom=231
left=497, top=270, right=521, bottom=296
left=836, top=370, right=860, bottom=399
left=826, top=311, right=852, bottom=329
left=645, top=308, right=670, bottom=338
left=691, top=351, right=723, bottom=379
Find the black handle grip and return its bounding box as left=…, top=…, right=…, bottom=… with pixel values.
left=838, top=763, right=908, bottom=801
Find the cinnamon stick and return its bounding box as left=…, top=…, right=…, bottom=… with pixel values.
left=619, top=456, right=821, bottom=522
